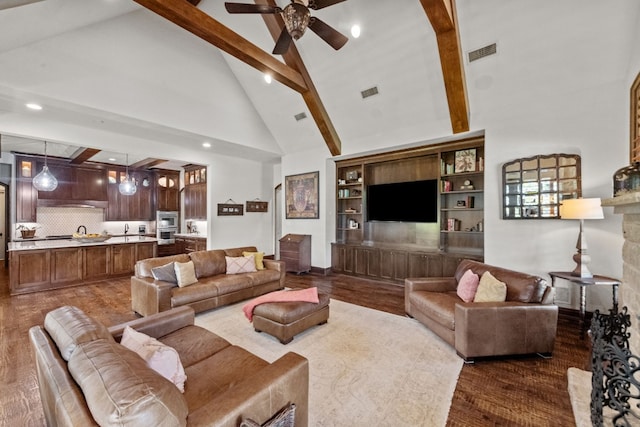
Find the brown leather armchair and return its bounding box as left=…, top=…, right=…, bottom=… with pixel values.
left=405, top=259, right=558, bottom=362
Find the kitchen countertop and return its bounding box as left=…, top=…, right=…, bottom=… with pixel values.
left=174, top=233, right=207, bottom=239
left=8, top=235, right=158, bottom=252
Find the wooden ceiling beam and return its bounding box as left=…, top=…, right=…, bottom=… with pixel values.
left=69, top=147, right=100, bottom=164
left=186, top=0, right=201, bottom=6
left=133, top=0, right=308, bottom=93
left=258, top=0, right=341, bottom=156
left=420, top=0, right=469, bottom=134
left=130, top=158, right=168, bottom=169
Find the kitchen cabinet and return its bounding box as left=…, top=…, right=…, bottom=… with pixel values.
left=35, top=160, right=108, bottom=204
left=111, top=244, right=136, bottom=275
left=184, top=164, right=207, bottom=220
left=15, top=158, right=38, bottom=222
left=106, top=168, right=155, bottom=221
left=9, top=249, right=50, bottom=294
left=155, top=169, right=180, bottom=212
left=136, top=241, right=156, bottom=261
left=50, top=248, right=83, bottom=285
left=279, top=234, right=311, bottom=274
left=82, top=246, right=111, bottom=281
left=73, top=166, right=108, bottom=201
left=175, top=236, right=206, bottom=254
left=9, top=238, right=158, bottom=295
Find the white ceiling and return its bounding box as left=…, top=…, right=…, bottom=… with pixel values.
left=0, top=0, right=638, bottom=168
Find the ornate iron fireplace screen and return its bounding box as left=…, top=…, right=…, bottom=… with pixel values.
left=590, top=307, right=640, bottom=426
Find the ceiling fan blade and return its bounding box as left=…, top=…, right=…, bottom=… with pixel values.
left=273, top=27, right=293, bottom=55
left=309, top=0, right=346, bottom=10
left=224, top=2, right=280, bottom=14
left=308, top=17, right=348, bottom=50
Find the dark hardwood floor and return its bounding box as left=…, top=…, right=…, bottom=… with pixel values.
left=0, top=267, right=588, bottom=426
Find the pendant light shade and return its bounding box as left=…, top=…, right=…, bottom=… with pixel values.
left=119, top=154, right=137, bottom=196
left=32, top=141, right=58, bottom=192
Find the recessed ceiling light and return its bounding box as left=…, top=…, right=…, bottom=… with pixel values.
left=351, top=25, right=361, bottom=38
left=108, top=157, right=116, bottom=162
left=26, top=103, right=43, bottom=110
left=202, top=142, right=211, bottom=148
left=264, top=74, right=272, bottom=84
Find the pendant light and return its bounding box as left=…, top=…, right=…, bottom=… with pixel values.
left=118, top=154, right=137, bottom=196
left=32, top=141, right=58, bottom=192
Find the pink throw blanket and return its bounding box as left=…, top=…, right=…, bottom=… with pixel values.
left=242, top=287, right=319, bottom=321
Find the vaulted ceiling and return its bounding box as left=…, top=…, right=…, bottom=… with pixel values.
left=0, top=0, right=638, bottom=167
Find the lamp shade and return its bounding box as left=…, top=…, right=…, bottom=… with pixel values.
left=560, top=198, right=604, bottom=220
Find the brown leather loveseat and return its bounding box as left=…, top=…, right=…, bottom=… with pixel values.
left=132, top=246, right=285, bottom=317
left=405, top=259, right=558, bottom=362
left=29, top=305, right=309, bottom=426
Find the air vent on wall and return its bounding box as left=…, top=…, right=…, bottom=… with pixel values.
left=468, top=43, right=497, bottom=62
left=294, top=112, right=307, bottom=121
left=361, top=86, right=379, bottom=99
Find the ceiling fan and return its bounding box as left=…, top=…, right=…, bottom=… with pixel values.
left=224, top=0, right=348, bottom=55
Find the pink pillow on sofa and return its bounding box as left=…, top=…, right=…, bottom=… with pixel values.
left=456, top=269, right=480, bottom=302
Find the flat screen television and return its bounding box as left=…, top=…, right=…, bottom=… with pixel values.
left=366, top=179, right=438, bottom=223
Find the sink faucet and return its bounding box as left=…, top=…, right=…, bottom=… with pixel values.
left=77, top=225, right=87, bottom=235
left=124, top=223, right=129, bottom=235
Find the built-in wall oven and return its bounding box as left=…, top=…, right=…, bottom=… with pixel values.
left=156, top=211, right=178, bottom=245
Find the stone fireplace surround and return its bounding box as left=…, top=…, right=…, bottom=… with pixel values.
left=602, top=192, right=640, bottom=355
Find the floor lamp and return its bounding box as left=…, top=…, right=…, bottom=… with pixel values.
left=560, top=198, right=604, bottom=278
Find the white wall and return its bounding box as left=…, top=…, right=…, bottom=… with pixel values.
left=280, top=147, right=331, bottom=269
left=206, top=155, right=275, bottom=253
left=277, top=2, right=638, bottom=312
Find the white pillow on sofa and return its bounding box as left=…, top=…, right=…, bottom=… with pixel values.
left=226, top=255, right=257, bottom=274
left=174, top=260, right=198, bottom=287
left=121, top=326, right=187, bottom=392
left=474, top=271, right=507, bottom=302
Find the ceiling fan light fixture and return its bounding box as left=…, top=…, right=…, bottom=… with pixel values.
left=32, top=141, right=58, bottom=192
left=283, top=2, right=310, bottom=40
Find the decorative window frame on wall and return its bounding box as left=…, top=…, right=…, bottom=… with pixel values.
left=631, top=71, right=640, bottom=163
left=502, top=153, right=582, bottom=219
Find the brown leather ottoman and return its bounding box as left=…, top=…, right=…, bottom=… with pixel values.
left=252, top=293, right=330, bottom=344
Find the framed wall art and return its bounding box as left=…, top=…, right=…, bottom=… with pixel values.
left=454, top=149, right=477, bottom=173
left=285, top=171, right=319, bottom=219
left=217, top=201, right=244, bottom=216
left=246, top=199, right=268, bottom=212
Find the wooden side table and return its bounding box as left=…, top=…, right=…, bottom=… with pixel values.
left=548, top=271, right=620, bottom=339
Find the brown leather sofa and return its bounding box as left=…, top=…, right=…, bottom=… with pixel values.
left=132, top=246, right=285, bottom=317
left=405, top=259, right=558, bottom=362
left=29, top=305, right=309, bottom=426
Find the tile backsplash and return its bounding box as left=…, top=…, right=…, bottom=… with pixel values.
left=15, top=207, right=154, bottom=239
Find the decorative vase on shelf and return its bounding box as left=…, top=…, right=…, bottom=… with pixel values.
left=613, top=162, right=640, bottom=196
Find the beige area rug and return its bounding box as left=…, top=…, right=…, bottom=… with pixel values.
left=196, top=299, right=463, bottom=427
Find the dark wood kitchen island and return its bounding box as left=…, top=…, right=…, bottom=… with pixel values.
left=8, top=236, right=157, bottom=295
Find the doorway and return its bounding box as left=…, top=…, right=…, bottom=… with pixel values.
left=274, top=183, right=282, bottom=259
left=0, top=185, right=6, bottom=261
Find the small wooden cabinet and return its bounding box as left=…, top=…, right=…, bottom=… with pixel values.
left=279, top=234, right=311, bottom=274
